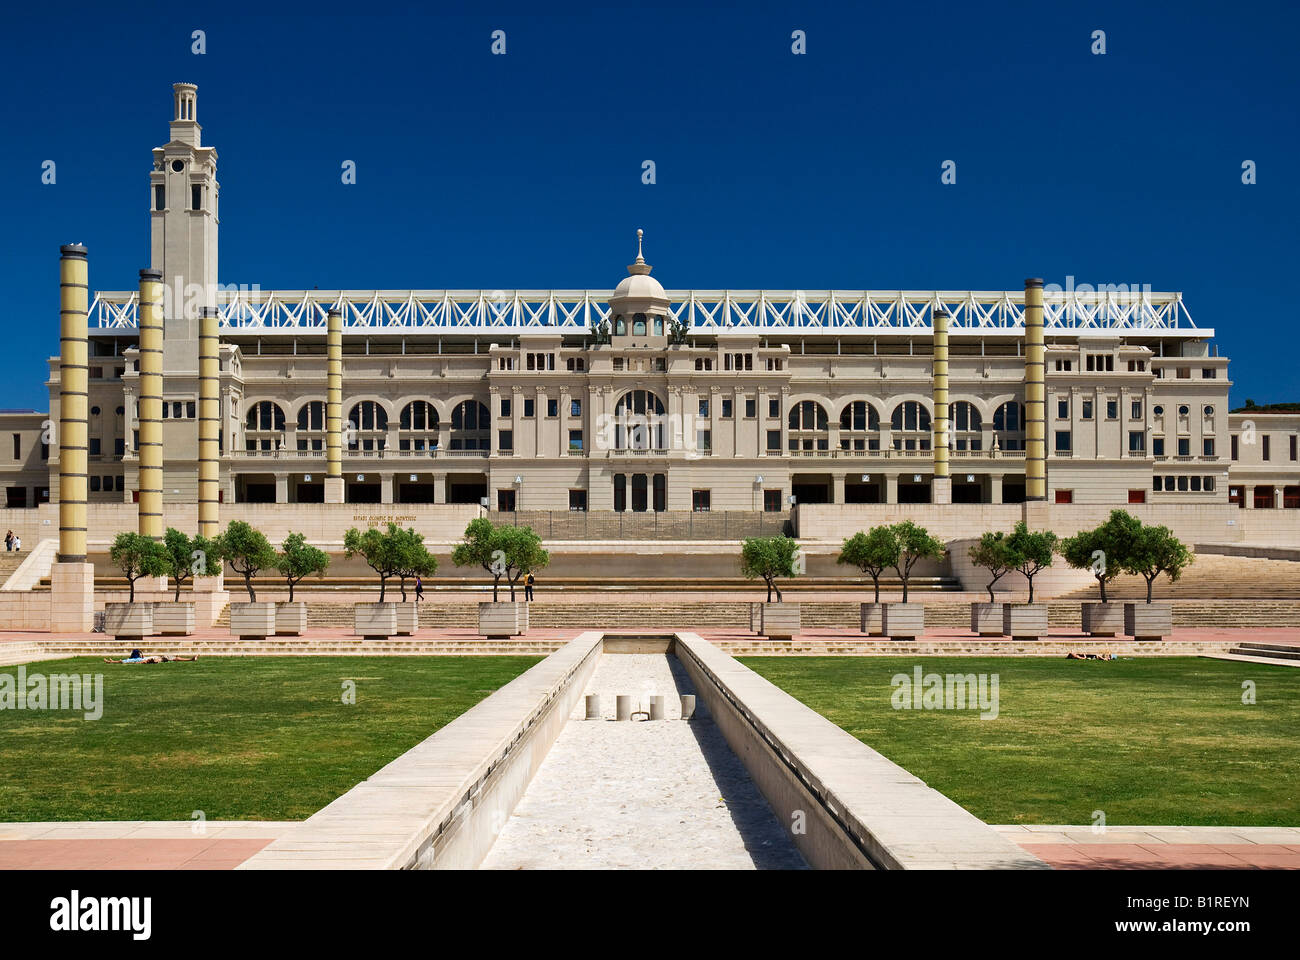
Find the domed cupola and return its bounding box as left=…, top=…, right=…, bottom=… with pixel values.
left=608, top=229, right=671, bottom=342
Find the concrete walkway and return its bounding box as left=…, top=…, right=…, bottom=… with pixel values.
left=996, top=824, right=1300, bottom=869
left=480, top=653, right=807, bottom=870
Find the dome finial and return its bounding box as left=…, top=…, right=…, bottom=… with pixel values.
left=627, top=227, right=652, bottom=276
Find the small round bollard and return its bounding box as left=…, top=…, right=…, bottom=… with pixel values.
left=585, top=694, right=601, bottom=720
left=615, top=695, right=632, bottom=721
left=649, top=695, right=664, bottom=721
left=680, top=695, right=696, bottom=720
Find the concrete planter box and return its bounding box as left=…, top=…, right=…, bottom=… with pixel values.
left=104, top=602, right=153, bottom=642
left=882, top=603, right=925, bottom=641
left=275, top=602, right=307, bottom=636
left=230, top=602, right=277, bottom=640
left=395, top=602, right=419, bottom=636
left=859, top=602, right=885, bottom=636
left=1124, top=602, right=1172, bottom=641
left=970, top=602, right=1005, bottom=637
left=1081, top=602, right=1124, bottom=637
left=479, top=601, right=528, bottom=639
left=760, top=602, right=801, bottom=640
left=153, top=602, right=195, bottom=636
left=355, top=602, right=398, bottom=640
left=749, top=602, right=763, bottom=633
left=1002, top=603, right=1048, bottom=641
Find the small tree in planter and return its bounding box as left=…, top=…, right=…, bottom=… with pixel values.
left=1061, top=509, right=1141, bottom=604
left=1125, top=524, right=1193, bottom=603
left=740, top=535, right=800, bottom=603
left=344, top=524, right=404, bottom=602
left=496, top=525, right=549, bottom=601
left=452, top=517, right=506, bottom=601
left=890, top=521, right=946, bottom=604
left=392, top=527, right=438, bottom=602
left=967, top=530, right=1019, bottom=603
left=1006, top=521, right=1057, bottom=604
left=109, top=532, right=168, bottom=604
left=275, top=532, right=330, bottom=603
left=161, top=527, right=220, bottom=602
left=216, top=520, right=277, bottom=603
left=838, top=527, right=899, bottom=603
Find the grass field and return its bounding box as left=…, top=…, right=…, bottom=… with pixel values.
left=740, top=656, right=1300, bottom=827
left=0, top=655, right=540, bottom=822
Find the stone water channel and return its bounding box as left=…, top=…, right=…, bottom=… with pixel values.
left=480, top=649, right=807, bottom=870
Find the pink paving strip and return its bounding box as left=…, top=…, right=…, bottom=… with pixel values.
left=0, top=838, right=273, bottom=870
left=1020, top=843, right=1300, bottom=870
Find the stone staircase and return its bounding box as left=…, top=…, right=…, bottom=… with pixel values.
left=0, top=641, right=71, bottom=667
left=0, top=552, right=26, bottom=586
left=1059, top=553, right=1300, bottom=600
left=1214, top=640, right=1300, bottom=667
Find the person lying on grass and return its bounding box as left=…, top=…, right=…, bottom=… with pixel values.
left=1066, top=650, right=1115, bottom=661
left=102, top=649, right=199, bottom=664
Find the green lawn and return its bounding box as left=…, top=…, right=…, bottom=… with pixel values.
left=740, top=656, right=1300, bottom=827
left=0, top=655, right=540, bottom=822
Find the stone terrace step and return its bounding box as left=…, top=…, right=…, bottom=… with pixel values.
left=1059, top=553, right=1300, bottom=600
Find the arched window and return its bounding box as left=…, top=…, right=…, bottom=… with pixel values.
left=992, top=401, right=1025, bottom=451
left=296, top=401, right=326, bottom=452
left=347, top=401, right=388, bottom=452
left=612, top=390, right=666, bottom=449
left=613, top=314, right=626, bottom=336
left=950, top=401, right=982, bottom=451
left=449, top=400, right=490, bottom=450
left=632, top=313, right=647, bottom=336
left=244, top=401, right=285, bottom=452
left=788, top=400, right=829, bottom=453
left=399, top=401, right=440, bottom=452
left=838, top=401, right=880, bottom=452
left=890, top=401, right=931, bottom=452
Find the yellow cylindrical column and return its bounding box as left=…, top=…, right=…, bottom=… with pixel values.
left=932, top=307, right=950, bottom=479
left=58, top=245, right=89, bottom=562
left=1024, top=278, right=1047, bottom=501
left=137, top=269, right=165, bottom=539
left=197, top=305, right=221, bottom=537
left=324, top=306, right=344, bottom=503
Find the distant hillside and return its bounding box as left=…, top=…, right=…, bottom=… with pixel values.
left=1231, top=401, right=1300, bottom=413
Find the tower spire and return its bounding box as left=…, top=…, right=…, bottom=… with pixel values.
left=627, top=227, right=652, bottom=276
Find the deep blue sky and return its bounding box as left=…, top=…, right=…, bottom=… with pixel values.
left=1, top=0, right=1296, bottom=410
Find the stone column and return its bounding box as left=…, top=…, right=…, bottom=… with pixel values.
left=832, top=473, right=845, bottom=504
left=197, top=306, right=221, bottom=538
left=990, top=473, right=1004, bottom=505
left=931, top=306, right=952, bottom=504
left=885, top=473, right=899, bottom=505
left=136, top=269, right=165, bottom=539
left=1023, top=279, right=1047, bottom=500
left=51, top=244, right=94, bottom=633
left=381, top=473, right=394, bottom=504
left=324, top=307, right=344, bottom=503
left=275, top=473, right=289, bottom=504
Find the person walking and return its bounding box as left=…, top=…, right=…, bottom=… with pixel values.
left=414, top=575, right=424, bottom=603
left=11, top=533, right=19, bottom=553
left=4, top=530, right=11, bottom=552
left=524, top=572, right=535, bottom=602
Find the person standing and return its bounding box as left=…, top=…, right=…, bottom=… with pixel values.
left=414, top=575, right=424, bottom=603
left=3, top=530, right=11, bottom=552
left=524, top=572, right=535, bottom=602
left=11, top=533, right=19, bottom=553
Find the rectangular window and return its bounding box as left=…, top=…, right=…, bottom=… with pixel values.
left=500, top=398, right=511, bottom=417
left=570, top=399, right=581, bottom=417
left=768, top=397, right=779, bottom=418
left=1231, top=434, right=1238, bottom=460
left=186, top=401, right=195, bottom=419
left=1177, top=438, right=1190, bottom=456
left=721, top=399, right=733, bottom=419
left=697, top=429, right=712, bottom=452
left=1176, top=368, right=1191, bottom=379
left=547, top=399, right=558, bottom=418
left=698, top=399, right=709, bottom=418
left=1201, top=368, right=1215, bottom=379
left=1190, top=476, right=1202, bottom=491
left=1153, top=476, right=1163, bottom=492
left=191, top=185, right=202, bottom=211
left=1055, top=489, right=1073, bottom=504
left=1177, top=475, right=1189, bottom=491
left=1129, top=431, right=1145, bottom=452
left=1081, top=399, right=1093, bottom=420
left=1057, top=399, right=1069, bottom=419
left=89, top=437, right=102, bottom=456
left=498, top=430, right=513, bottom=451
left=1106, top=400, right=1118, bottom=420
left=154, top=184, right=165, bottom=210
left=10, top=434, right=18, bottom=459
left=692, top=489, right=711, bottom=512
left=568, top=430, right=583, bottom=451
left=1263, top=435, right=1271, bottom=461
left=1203, top=438, right=1215, bottom=457
left=613, top=474, right=626, bottom=512
left=613, top=358, right=624, bottom=371
left=1153, top=437, right=1165, bottom=456
left=745, top=398, right=756, bottom=418
left=763, top=490, right=782, bottom=512
left=568, top=489, right=587, bottom=511
left=114, top=438, right=125, bottom=457
left=1292, top=435, right=1298, bottom=461
left=1128, top=490, right=1146, bottom=504
left=523, top=398, right=535, bottom=418
left=1205, top=476, right=1216, bottom=491
left=497, top=489, right=516, bottom=512
left=766, top=430, right=781, bottom=453
left=1054, top=431, right=1071, bottom=453
left=41, top=441, right=49, bottom=460
left=1131, top=400, right=1142, bottom=419
left=90, top=476, right=101, bottom=492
